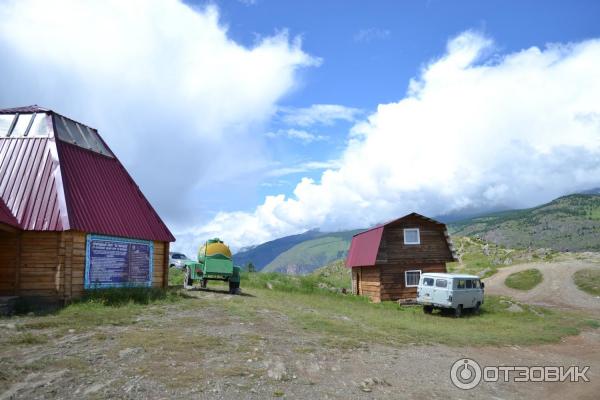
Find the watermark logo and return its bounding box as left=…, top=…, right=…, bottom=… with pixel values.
left=450, top=358, right=590, bottom=390
left=450, top=358, right=482, bottom=389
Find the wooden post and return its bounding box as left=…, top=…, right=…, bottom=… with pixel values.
left=162, top=242, right=170, bottom=288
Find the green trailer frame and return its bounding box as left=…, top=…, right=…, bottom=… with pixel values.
left=182, top=238, right=241, bottom=294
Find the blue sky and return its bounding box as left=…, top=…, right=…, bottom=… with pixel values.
left=196, top=0, right=600, bottom=213
left=1, top=0, right=600, bottom=253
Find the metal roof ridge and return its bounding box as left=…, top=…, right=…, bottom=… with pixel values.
left=353, top=212, right=445, bottom=237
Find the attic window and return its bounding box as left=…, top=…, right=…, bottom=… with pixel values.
left=403, top=228, right=420, bottom=245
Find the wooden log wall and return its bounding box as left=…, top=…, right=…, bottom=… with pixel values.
left=61, top=231, right=87, bottom=299
left=19, top=232, right=61, bottom=298
left=152, top=241, right=168, bottom=288
left=376, top=217, right=453, bottom=265
left=0, top=230, right=19, bottom=295
left=0, top=230, right=170, bottom=301
left=353, top=266, right=381, bottom=303
left=379, top=263, right=446, bottom=301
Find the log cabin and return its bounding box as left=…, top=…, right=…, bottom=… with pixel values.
left=0, top=106, right=175, bottom=304
left=346, top=213, right=456, bottom=303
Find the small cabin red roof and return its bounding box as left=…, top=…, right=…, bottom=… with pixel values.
left=345, top=212, right=454, bottom=268
left=0, top=106, right=174, bottom=242
left=345, top=226, right=383, bottom=268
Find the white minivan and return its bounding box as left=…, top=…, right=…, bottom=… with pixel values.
left=416, top=273, right=484, bottom=317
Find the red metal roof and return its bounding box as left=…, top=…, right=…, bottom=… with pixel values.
left=58, top=141, right=174, bottom=242
left=345, top=226, right=384, bottom=268
left=0, top=106, right=174, bottom=242
left=0, top=198, right=19, bottom=228
left=0, top=137, right=67, bottom=231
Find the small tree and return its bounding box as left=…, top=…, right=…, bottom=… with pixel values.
left=246, top=262, right=256, bottom=273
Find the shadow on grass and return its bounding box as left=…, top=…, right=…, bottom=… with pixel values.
left=12, top=287, right=193, bottom=315
left=179, top=286, right=256, bottom=298
left=426, top=307, right=485, bottom=318
left=81, top=287, right=194, bottom=306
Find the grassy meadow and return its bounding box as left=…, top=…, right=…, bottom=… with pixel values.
left=3, top=275, right=598, bottom=350
left=573, top=268, right=600, bottom=296
left=505, top=269, right=543, bottom=290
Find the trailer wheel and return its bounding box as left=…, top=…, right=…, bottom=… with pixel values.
left=183, top=267, right=193, bottom=290
left=200, top=278, right=208, bottom=289
left=229, top=281, right=240, bottom=295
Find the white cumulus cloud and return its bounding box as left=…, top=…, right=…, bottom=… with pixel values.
left=266, top=128, right=327, bottom=144
left=0, top=0, right=317, bottom=227
left=279, top=104, right=362, bottom=127
left=195, top=31, right=600, bottom=249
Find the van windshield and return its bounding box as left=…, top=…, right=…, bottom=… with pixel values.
left=422, top=278, right=434, bottom=286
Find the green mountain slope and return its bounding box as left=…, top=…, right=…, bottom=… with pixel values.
left=261, top=231, right=360, bottom=274
left=233, top=230, right=325, bottom=270
left=449, top=194, right=600, bottom=251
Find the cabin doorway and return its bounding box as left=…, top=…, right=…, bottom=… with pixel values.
left=354, top=268, right=361, bottom=295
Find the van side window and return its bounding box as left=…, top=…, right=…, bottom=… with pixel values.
left=457, top=280, right=466, bottom=289
left=435, top=279, right=447, bottom=288
left=422, top=278, right=434, bottom=286
left=466, top=280, right=473, bottom=289
left=474, top=280, right=481, bottom=289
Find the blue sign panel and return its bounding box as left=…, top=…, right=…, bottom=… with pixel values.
left=85, top=235, right=154, bottom=289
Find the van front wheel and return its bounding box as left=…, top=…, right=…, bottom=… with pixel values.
left=423, top=305, right=433, bottom=314
left=454, top=305, right=463, bottom=318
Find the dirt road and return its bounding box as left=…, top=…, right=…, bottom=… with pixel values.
left=484, top=257, right=600, bottom=315
left=1, top=287, right=599, bottom=400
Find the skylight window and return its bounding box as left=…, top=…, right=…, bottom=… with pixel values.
left=54, top=115, right=113, bottom=157
left=0, top=113, right=53, bottom=138
left=1, top=111, right=113, bottom=157
left=9, top=114, right=33, bottom=137
left=0, top=115, right=14, bottom=137
left=27, top=114, right=53, bottom=137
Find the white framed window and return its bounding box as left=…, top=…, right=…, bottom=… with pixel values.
left=403, top=228, right=420, bottom=245
left=405, top=270, right=421, bottom=287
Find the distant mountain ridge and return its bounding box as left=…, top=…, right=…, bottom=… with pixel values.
left=261, top=230, right=361, bottom=274
left=449, top=193, right=600, bottom=251
left=233, top=192, right=600, bottom=275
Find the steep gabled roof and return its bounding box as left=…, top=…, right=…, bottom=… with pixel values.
left=346, top=212, right=456, bottom=268
left=58, top=141, right=174, bottom=242
left=345, top=225, right=383, bottom=268
left=0, top=106, right=174, bottom=242
left=0, top=136, right=67, bottom=231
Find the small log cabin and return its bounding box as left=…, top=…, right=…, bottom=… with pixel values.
left=0, top=106, right=175, bottom=304
left=346, top=213, right=456, bottom=303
